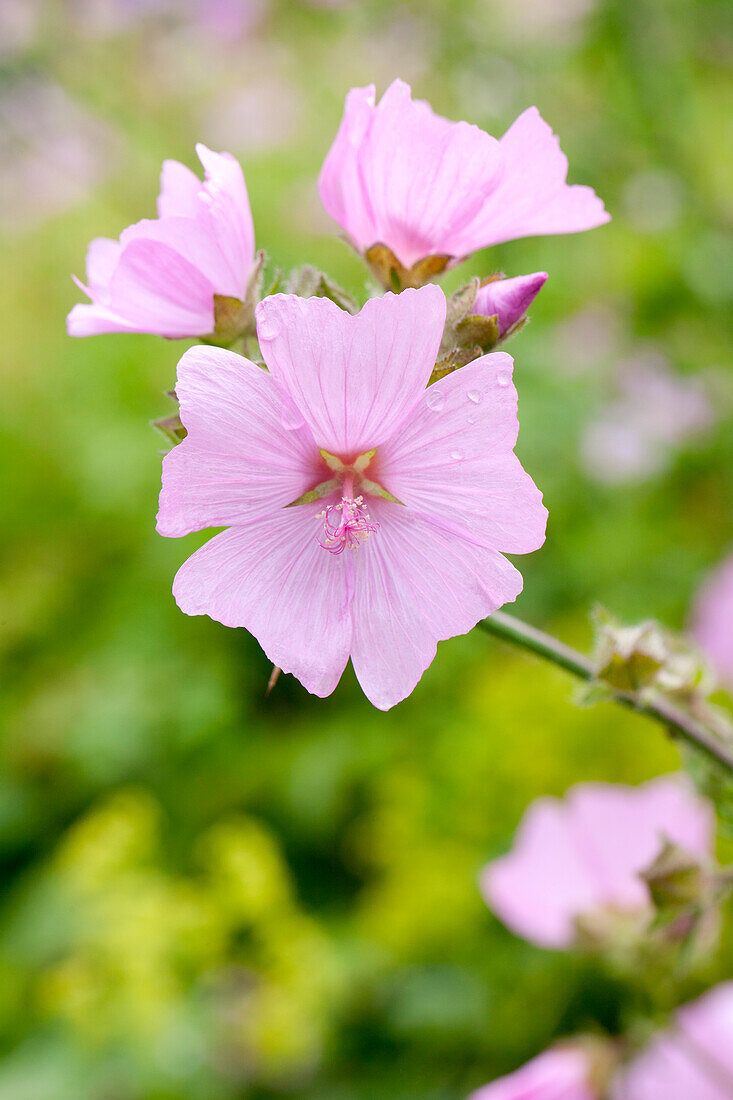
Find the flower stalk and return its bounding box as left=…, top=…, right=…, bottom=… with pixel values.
left=478, top=611, right=733, bottom=774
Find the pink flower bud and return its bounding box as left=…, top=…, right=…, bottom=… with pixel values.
left=473, top=272, right=548, bottom=338
left=481, top=776, right=713, bottom=949
left=67, top=144, right=255, bottom=340
left=319, top=79, right=609, bottom=272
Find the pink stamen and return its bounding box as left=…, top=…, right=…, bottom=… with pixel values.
left=318, top=493, right=379, bottom=555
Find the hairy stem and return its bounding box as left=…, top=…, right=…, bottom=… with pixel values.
left=478, top=611, right=733, bottom=774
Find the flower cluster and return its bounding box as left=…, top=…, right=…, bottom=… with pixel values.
left=470, top=777, right=732, bottom=1098
left=68, top=79, right=610, bottom=707
left=66, top=72, right=732, bottom=1100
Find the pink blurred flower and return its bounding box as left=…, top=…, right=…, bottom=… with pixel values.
left=612, top=983, right=733, bottom=1100
left=468, top=1046, right=598, bottom=1100
left=318, top=79, right=609, bottom=270
left=157, top=286, right=547, bottom=709
left=474, top=273, right=548, bottom=338
left=481, top=776, right=713, bottom=949
left=68, top=143, right=255, bottom=338
left=691, top=553, right=733, bottom=687
left=580, top=352, right=715, bottom=485
left=0, top=77, right=121, bottom=232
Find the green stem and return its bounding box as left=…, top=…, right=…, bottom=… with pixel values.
left=478, top=611, right=733, bottom=775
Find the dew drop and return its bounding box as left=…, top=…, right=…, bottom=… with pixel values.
left=425, top=388, right=445, bottom=412
left=450, top=449, right=463, bottom=461
left=257, top=313, right=280, bottom=340
left=496, top=370, right=511, bottom=387
left=467, top=389, right=481, bottom=404
left=281, top=403, right=305, bottom=431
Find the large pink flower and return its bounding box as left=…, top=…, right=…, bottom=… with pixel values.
left=157, top=285, right=547, bottom=709
left=467, top=1046, right=598, bottom=1100
left=481, top=776, right=713, bottom=949
left=318, top=79, right=609, bottom=271
left=611, top=983, right=733, bottom=1100
left=691, top=553, right=733, bottom=688
left=67, top=143, right=255, bottom=338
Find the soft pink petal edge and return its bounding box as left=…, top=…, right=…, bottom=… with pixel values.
left=255, top=285, right=447, bottom=455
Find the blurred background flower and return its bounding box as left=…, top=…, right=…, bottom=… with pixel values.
left=0, top=0, right=731, bottom=1097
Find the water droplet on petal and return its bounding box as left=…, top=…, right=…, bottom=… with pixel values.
left=467, top=389, right=481, bottom=404
left=450, top=449, right=463, bottom=461
left=496, top=370, right=511, bottom=387
left=425, top=388, right=445, bottom=412
left=257, top=313, right=280, bottom=340
left=281, top=403, right=305, bottom=430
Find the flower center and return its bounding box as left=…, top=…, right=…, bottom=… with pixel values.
left=318, top=488, right=379, bottom=555
left=285, top=448, right=402, bottom=554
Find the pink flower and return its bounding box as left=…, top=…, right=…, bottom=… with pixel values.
left=691, top=553, right=733, bottom=688
left=67, top=143, right=255, bottom=338
left=474, top=273, right=548, bottom=339
left=468, top=1046, right=598, bottom=1100
left=156, top=285, right=547, bottom=709
left=612, top=983, right=733, bottom=1100
left=481, top=776, right=713, bottom=949
left=318, top=80, right=609, bottom=271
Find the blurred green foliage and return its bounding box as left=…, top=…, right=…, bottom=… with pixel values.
left=0, top=0, right=731, bottom=1097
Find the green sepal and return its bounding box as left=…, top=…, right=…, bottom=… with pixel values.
left=286, top=265, right=358, bottom=313
left=365, top=243, right=453, bottom=292
left=360, top=478, right=404, bottom=505
left=286, top=479, right=339, bottom=507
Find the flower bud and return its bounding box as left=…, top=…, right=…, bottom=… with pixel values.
left=472, top=271, right=547, bottom=338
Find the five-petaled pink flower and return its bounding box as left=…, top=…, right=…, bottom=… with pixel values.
left=691, top=553, right=733, bottom=688
left=67, top=143, right=255, bottom=339
left=156, top=285, right=547, bottom=709
left=611, top=982, right=733, bottom=1100
left=481, top=775, right=713, bottom=949
left=318, top=79, right=609, bottom=271
left=467, top=1046, right=599, bottom=1100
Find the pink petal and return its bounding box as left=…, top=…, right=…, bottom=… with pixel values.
left=66, top=301, right=146, bottom=337
left=691, top=553, right=733, bottom=687
left=349, top=501, right=524, bottom=710
left=677, top=982, right=733, bottom=1084
left=157, top=158, right=202, bottom=218
left=157, top=345, right=323, bottom=537
left=468, top=1047, right=596, bottom=1100
left=120, top=215, right=243, bottom=300
left=318, top=84, right=380, bottom=253
left=482, top=797, right=598, bottom=949
left=107, top=237, right=216, bottom=337
left=458, top=106, right=610, bottom=251
left=195, top=143, right=255, bottom=300
left=256, top=286, right=446, bottom=456
left=171, top=509, right=353, bottom=698
left=566, top=784, right=661, bottom=911
left=377, top=353, right=547, bottom=554
left=84, top=236, right=122, bottom=296
left=473, top=272, right=548, bottom=336
left=358, top=79, right=503, bottom=268
left=568, top=776, right=713, bottom=910
left=613, top=984, right=733, bottom=1100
